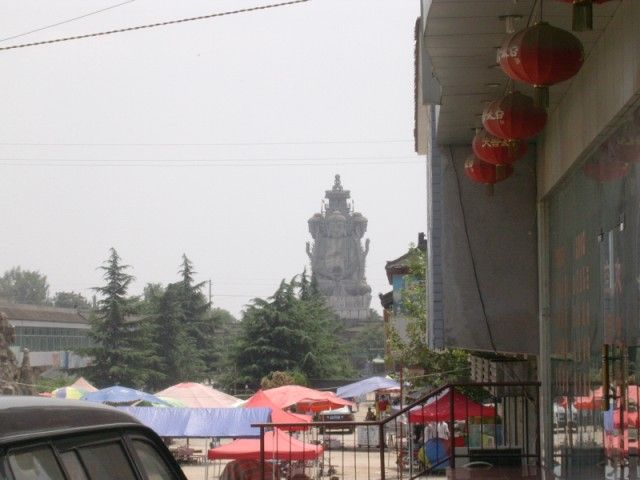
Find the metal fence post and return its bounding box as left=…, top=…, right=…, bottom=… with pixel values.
left=260, top=426, right=265, bottom=480
left=379, top=420, right=385, bottom=480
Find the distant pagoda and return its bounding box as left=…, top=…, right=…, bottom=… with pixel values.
left=306, top=175, right=372, bottom=327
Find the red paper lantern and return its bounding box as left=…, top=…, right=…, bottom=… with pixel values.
left=583, top=156, right=630, bottom=183
left=498, top=23, right=584, bottom=107
left=482, top=91, right=547, bottom=140
left=464, top=156, right=514, bottom=185
left=472, top=130, right=528, bottom=165
left=608, top=124, right=640, bottom=163
left=555, top=1, right=615, bottom=31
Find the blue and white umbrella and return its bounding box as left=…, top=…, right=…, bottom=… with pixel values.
left=82, top=386, right=170, bottom=406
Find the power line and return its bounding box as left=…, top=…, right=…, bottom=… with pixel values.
left=0, top=154, right=417, bottom=162
left=0, top=0, right=311, bottom=52
left=0, top=139, right=412, bottom=147
left=0, top=160, right=423, bottom=168
left=0, top=0, right=136, bottom=43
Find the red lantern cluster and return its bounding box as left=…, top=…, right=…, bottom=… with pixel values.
left=464, top=156, right=514, bottom=185
left=465, top=15, right=586, bottom=189
left=483, top=91, right=547, bottom=140
left=498, top=22, right=584, bottom=106
left=555, top=1, right=615, bottom=31
left=472, top=130, right=527, bottom=166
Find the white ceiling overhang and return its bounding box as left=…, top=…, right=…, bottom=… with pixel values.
left=423, top=0, right=620, bottom=145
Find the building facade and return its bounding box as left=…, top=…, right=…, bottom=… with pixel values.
left=417, top=1, right=640, bottom=478
left=0, top=303, right=91, bottom=369
left=382, top=233, right=427, bottom=344
left=307, top=175, right=372, bottom=329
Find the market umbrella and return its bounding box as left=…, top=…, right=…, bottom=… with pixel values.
left=408, top=389, right=496, bottom=423
left=573, top=387, right=604, bottom=410
left=207, top=429, right=323, bottom=461
left=82, top=386, right=170, bottom=406
left=336, top=376, right=400, bottom=399
left=157, top=396, right=187, bottom=407
left=156, top=382, right=241, bottom=408
left=52, top=386, right=86, bottom=400
left=244, top=390, right=311, bottom=431
left=261, top=385, right=353, bottom=410
left=71, top=377, right=98, bottom=392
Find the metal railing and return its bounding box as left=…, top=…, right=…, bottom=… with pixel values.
left=249, top=382, right=541, bottom=480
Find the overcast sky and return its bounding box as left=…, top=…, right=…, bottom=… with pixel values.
left=0, top=0, right=424, bottom=317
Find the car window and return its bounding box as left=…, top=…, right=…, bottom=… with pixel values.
left=58, top=451, right=89, bottom=480
left=131, top=440, right=175, bottom=480
left=8, top=446, right=65, bottom=480
left=76, top=442, right=137, bottom=480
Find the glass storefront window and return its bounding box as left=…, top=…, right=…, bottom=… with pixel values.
left=548, top=105, right=640, bottom=478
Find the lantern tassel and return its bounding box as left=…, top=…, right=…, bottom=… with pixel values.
left=534, top=86, right=549, bottom=109
left=572, top=1, right=593, bottom=32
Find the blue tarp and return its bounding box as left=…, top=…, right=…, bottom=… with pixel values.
left=336, top=376, right=400, bottom=399
left=117, top=407, right=271, bottom=438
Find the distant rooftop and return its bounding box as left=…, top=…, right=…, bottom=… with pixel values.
left=0, top=302, right=90, bottom=324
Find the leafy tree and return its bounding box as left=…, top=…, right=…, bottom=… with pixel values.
left=81, top=248, right=153, bottom=388
left=207, top=308, right=239, bottom=383
left=53, top=291, right=90, bottom=309
left=35, top=374, right=77, bottom=394
left=260, top=370, right=307, bottom=389
left=388, top=247, right=470, bottom=389
left=145, top=283, right=192, bottom=390
left=0, top=267, right=49, bottom=305
left=233, top=275, right=352, bottom=388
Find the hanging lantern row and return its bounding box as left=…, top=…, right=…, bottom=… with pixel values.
left=498, top=22, right=584, bottom=107
left=482, top=91, right=547, bottom=140
left=555, top=0, right=615, bottom=32
left=466, top=4, right=588, bottom=189
left=472, top=130, right=527, bottom=165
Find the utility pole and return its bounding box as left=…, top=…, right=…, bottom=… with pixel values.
left=208, top=279, right=212, bottom=305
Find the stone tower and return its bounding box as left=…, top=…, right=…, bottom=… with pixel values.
left=306, top=175, right=372, bottom=327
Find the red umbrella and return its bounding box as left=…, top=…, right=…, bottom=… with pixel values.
left=207, top=429, right=323, bottom=461
left=244, top=390, right=311, bottom=431
left=573, top=387, right=604, bottom=410
left=613, top=410, right=640, bottom=429
left=261, top=385, right=353, bottom=410
left=408, top=389, right=496, bottom=423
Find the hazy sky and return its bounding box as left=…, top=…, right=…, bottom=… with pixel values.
left=0, top=0, right=425, bottom=317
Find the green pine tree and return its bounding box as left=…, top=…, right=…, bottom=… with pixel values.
left=233, top=275, right=352, bottom=387
left=175, top=254, right=209, bottom=379
left=81, top=248, right=152, bottom=388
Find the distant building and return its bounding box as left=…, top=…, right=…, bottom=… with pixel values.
left=382, top=233, right=427, bottom=343
left=0, top=303, right=91, bottom=369
left=306, top=175, right=372, bottom=330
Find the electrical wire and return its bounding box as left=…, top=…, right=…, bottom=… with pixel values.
left=0, top=154, right=418, bottom=162
left=447, top=146, right=498, bottom=352
left=0, top=0, right=136, bottom=43
left=448, top=148, right=533, bottom=399
left=0, top=160, right=423, bottom=168
left=0, top=0, right=310, bottom=52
